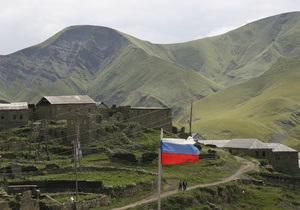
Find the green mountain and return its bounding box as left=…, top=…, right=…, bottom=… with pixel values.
left=0, top=25, right=219, bottom=108
left=0, top=12, right=299, bottom=146
left=174, top=12, right=300, bottom=147
left=178, top=57, right=300, bottom=143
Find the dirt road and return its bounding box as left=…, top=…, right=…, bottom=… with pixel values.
left=112, top=158, right=256, bottom=210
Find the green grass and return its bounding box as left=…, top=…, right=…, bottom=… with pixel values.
left=221, top=183, right=300, bottom=210
left=125, top=181, right=300, bottom=210
left=191, top=118, right=272, bottom=141
left=176, top=58, right=300, bottom=147
left=1, top=121, right=298, bottom=210
left=29, top=170, right=157, bottom=187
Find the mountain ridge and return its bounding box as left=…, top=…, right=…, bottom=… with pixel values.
left=0, top=12, right=299, bottom=145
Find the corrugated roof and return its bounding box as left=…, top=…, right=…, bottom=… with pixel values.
left=0, top=102, right=28, bottom=110
left=42, top=95, right=96, bottom=105
left=224, top=138, right=268, bottom=149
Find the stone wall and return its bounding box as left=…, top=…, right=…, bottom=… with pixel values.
left=113, top=106, right=173, bottom=132
left=0, top=109, right=29, bottom=130
left=39, top=195, right=109, bottom=210
left=34, top=104, right=98, bottom=122
left=0, top=201, right=9, bottom=210
left=260, top=173, right=300, bottom=184
left=9, top=180, right=103, bottom=194
left=104, top=181, right=157, bottom=198
left=18, top=191, right=39, bottom=210
left=229, top=148, right=300, bottom=176
left=269, top=152, right=300, bottom=175
left=0, top=141, right=27, bottom=151
left=128, top=107, right=172, bottom=132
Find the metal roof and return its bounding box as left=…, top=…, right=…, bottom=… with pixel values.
left=197, top=140, right=230, bottom=148
left=0, top=102, right=28, bottom=110
left=198, top=138, right=297, bottom=153
left=266, top=143, right=297, bottom=152
left=39, top=95, right=96, bottom=105
left=224, top=138, right=268, bottom=149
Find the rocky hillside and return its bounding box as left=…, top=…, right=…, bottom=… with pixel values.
left=0, top=12, right=299, bottom=144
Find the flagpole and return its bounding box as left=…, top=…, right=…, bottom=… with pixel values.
left=158, top=128, right=163, bottom=210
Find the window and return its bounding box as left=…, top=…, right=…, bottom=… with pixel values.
left=255, top=151, right=259, bottom=157
left=20, top=115, right=23, bottom=120
left=13, top=115, right=16, bottom=120
left=262, top=151, right=266, bottom=157
left=1, top=116, right=4, bottom=120
left=275, top=155, right=280, bottom=160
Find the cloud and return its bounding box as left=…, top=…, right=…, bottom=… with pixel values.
left=0, top=0, right=300, bottom=54
left=206, top=25, right=239, bottom=37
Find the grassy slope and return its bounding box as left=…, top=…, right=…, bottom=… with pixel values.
left=88, top=40, right=220, bottom=108
left=1, top=13, right=299, bottom=149
left=177, top=58, right=300, bottom=147
left=164, top=12, right=300, bottom=88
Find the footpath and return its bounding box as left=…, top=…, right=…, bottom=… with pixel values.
left=112, top=158, right=256, bottom=210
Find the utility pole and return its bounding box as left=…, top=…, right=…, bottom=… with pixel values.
left=73, top=124, right=79, bottom=210
left=189, top=102, right=193, bottom=136
left=30, top=121, right=41, bottom=161
left=42, top=120, right=50, bottom=161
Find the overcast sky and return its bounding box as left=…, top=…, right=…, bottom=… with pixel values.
left=1, top=0, right=299, bottom=55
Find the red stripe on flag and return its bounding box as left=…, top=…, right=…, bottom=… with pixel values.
left=161, top=153, right=199, bottom=165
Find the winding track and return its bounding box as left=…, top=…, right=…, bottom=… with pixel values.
left=112, top=158, right=256, bottom=210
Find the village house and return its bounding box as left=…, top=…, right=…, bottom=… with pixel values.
left=34, top=95, right=99, bottom=121
left=198, top=138, right=300, bottom=176
left=0, top=95, right=173, bottom=142
left=33, top=95, right=109, bottom=141
left=0, top=102, right=29, bottom=130
left=109, top=105, right=173, bottom=132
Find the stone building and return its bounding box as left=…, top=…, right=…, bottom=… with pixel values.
left=110, top=106, right=172, bottom=132
left=223, top=138, right=268, bottom=156
left=265, top=143, right=300, bottom=175
left=34, top=95, right=98, bottom=121
left=33, top=95, right=108, bottom=142
left=0, top=102, right=29, bottom=130
left=199, top=138, right=300, bottom=176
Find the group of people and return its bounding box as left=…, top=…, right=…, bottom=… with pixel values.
left=178, top=180, right=187, bottom=191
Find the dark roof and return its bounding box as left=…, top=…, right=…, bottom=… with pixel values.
left=0, top=102, right=28, bottom=110
left=192, top=133, right=206, bottom=140
left=37, top=95, right=96, bottom=105
left=96, top=102, right=109, bottom=109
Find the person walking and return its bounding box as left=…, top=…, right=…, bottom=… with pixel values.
left=178, top=180, right=183, bottom=191
left=182, top=180, right=187, bottom=190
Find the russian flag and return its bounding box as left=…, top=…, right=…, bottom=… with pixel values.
left=161, top=136, right=200, bottom=165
